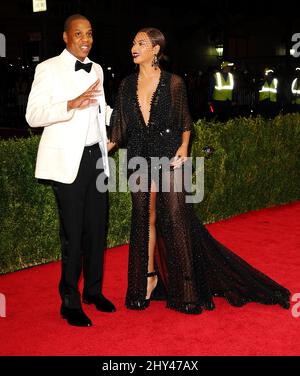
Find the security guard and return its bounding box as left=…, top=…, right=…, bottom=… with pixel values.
left=208, top=61, right=235, bottom=122
left=258, top=67, right=278, bottom=118
left=291, top=67, right=300, bottom=113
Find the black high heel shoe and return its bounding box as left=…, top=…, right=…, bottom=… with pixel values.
left=144, top=271, right=158, bottom=308
left=204, top=300, right=215, bottom=311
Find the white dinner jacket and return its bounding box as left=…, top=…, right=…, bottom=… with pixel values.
left=26, top=49, right=112, bottom=183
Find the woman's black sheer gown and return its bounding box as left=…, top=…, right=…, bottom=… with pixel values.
left=109, top=71, right=291, bottom=314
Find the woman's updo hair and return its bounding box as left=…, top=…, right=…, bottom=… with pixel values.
left=138, top=27, right=166, bottom=62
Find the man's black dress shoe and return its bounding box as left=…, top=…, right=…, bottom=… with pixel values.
left=60, top=305, right=92, bottom=327
left=83, top=293, right=116, bottom=312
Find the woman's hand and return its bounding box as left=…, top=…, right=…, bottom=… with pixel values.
left=107, top=140, right=116, bottom=152
left=170, top=143, right=188, bottom=169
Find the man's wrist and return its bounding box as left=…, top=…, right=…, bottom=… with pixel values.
left=67, top=100, right=73, bottom=112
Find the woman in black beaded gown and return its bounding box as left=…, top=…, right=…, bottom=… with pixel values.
left=107, top=27, right=290, bottom=314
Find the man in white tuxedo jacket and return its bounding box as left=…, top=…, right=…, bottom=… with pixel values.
left=26, top=14, right=116, bottom=327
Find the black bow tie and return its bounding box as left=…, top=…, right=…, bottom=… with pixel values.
left=75, top=60, right=93, bottom=73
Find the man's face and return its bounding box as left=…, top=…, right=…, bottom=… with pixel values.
left=63, top=18, right=93, bottom=61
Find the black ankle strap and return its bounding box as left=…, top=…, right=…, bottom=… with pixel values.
left=147, top=271, right=157, bottom=277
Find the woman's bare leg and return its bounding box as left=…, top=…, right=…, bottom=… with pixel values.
left=146, top=182, right=158, bottom=299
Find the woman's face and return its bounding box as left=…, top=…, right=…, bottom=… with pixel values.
left=131, top=32, right=158, bottom=66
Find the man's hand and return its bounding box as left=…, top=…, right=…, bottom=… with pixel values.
left=67, top=79, right=102, bottom=111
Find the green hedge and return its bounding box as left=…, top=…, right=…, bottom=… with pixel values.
left=1, top=114, right=300, bottom=274
left=191, top=114, right=300, bottom=222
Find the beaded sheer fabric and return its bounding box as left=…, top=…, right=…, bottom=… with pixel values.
left=109, top=70, right=291, bottom=314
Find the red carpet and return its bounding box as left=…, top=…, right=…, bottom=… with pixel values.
left=0, top=201, right=299, bottom=356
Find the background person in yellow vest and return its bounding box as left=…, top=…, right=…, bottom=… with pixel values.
left=290, top=67, right=300, bottom=113
left=257, top=67, right=279, bottom=118
left=208, top=61, right=235, bottom=122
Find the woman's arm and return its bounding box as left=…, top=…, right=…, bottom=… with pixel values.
left=107, top=79, right=128, bottom=149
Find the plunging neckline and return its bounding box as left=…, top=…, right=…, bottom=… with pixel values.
left=136, top=70, right=162, bottom=127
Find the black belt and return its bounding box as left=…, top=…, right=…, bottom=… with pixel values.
left=84, top=143, right=99, bottom=151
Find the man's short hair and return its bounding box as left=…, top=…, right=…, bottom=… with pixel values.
left=64, top=14, right=89, bottom=32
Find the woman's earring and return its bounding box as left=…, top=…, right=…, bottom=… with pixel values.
left=152, top=54, right=159, bottom=69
